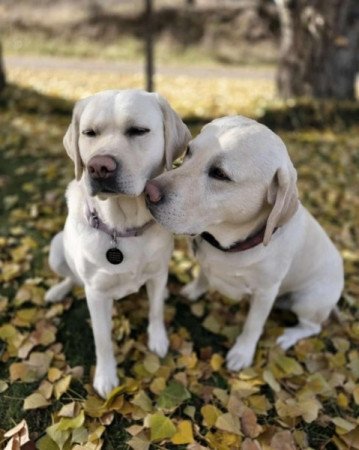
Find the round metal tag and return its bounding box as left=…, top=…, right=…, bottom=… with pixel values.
left=106, top=247, right=124, bottom=265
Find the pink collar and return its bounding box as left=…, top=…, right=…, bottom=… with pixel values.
left=85, top=203, right=155, bottom=240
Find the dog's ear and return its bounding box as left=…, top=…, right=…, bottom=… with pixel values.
left=63, top=98, right=90, bottom=181
left=264, top=162, right=299, bottom=245
left=155, top=94, right=191, bottom=170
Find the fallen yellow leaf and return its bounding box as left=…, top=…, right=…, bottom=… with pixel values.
left=24, top=392, right=50, bottom=410
left=171, top=420, right=194, bottom=444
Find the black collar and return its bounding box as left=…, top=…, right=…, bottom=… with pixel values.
left=200, top=224, right=277, bottom=253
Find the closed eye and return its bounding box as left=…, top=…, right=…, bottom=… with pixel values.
left=208, top=166, right=231, bottom=181
left=126, top=127, right=150, bottom=137
left=82, top=129, right=97, bottom=137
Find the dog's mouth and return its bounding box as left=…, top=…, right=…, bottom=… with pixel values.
left=95, top=190, right=119, bottom=200
left=87, top=180, right=143, bottom=198
left=89, top=183, right=120, bottom=197
left=100, top=188, right=118, bottom=194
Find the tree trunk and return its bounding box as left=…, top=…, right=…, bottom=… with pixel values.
left=145, top=0, right=154, bottom=92
left=0, top=43, right=6, bottom=93
left=275, top=0, right=359, bottom=100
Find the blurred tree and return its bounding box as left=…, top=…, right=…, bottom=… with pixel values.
left=0, top=43, right=5, bottom=92
left=145, top=0, right=154, bottom=92
left=275, top=0, right=359, bottom=100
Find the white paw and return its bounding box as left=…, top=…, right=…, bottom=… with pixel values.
left=276, top=324, right=321, bottom=350
left=226, top=342, right=255, bottom=372
left=93, top=365, right=119, bottom=399
left=148, top=323, right=169, bottom=358
left=276, top=330, right=300, bottom=350
left=180, top=281, right=205, bottom=302
left=45, top=284, right=66, bottom=303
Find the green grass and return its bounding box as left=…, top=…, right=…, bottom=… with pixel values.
left=3, top=31, right=144, bottom=62
left=2, top=29, right=250, bottom=68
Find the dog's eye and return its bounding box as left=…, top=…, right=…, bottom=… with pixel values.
left=126, top=127, right=150, bottom=137
left=82, top=129, right=97, bottom=137
left=208, top=166, right=231, bottom=181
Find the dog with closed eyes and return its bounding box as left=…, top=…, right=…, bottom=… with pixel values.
left=145, top=115, right=344, bottom=371
left=45, top=89, right=191, bottom=397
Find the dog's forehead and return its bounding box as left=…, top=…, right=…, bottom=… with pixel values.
left=82, top=90, right=162, bottom=127
left=114, top=91, right=161, bottom=124
left=219, top=125, right=273, bottom=151
left=199, top=119, right=285, bottom=156
left=193, top=121, right=268, bottom=153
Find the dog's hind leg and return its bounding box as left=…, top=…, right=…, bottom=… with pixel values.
left=276, top=284, right=340, bottom=350
left=180, top=269, right=208, bottom=301
left=276, top=319, right=321, bottom=350
left=45, top=277, right=74, bottom=303
left=45, top=231, right=75, bottom=303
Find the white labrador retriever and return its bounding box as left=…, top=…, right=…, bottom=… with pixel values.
left=45, top=89, right=191, bottom=397
left=145, top=116, right=343, bottom=371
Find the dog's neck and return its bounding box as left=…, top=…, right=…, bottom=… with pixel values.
left=87, top=192, right=152, bottom=231
left=203, top=207, right=271, bottom=249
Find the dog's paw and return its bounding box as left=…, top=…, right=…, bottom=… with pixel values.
left=226, top=342, right=255, bottom=372
left=276, top=323, right=321, bottom=350
left=180, top=280, right=206, bottom=302
left=148, top=323, right=169, bottom=358
left=93, top=365, right=119, bottom=399
left=45, top=278, right=73, bottom=303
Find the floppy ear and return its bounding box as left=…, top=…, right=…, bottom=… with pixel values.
left=63, top=98, right=90, bottom=181
left=155, top=94, right=191, bottom=170
left=263, top=162, right=299, bottom=246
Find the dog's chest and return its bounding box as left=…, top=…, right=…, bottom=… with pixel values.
left=89, top=266, right=152, bottom=298
left=203, top=261, right=252, bottom=299
left=65, top=219, right=171, bottom=297
left=194, top=241, right=271, bottom=300
left=196, top=251, right=252, bottom=299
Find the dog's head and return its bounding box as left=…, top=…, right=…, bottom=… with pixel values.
left=64, top=89, right=190, bottom=197
left=146, top=116, right=299, bottom=246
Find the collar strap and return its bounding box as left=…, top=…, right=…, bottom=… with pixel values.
left=200, top=224, right=277, bottom=253
left=85, top=204, right=155, bottom=239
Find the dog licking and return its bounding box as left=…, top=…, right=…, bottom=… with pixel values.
left=145, top=115, right=344, bottom=371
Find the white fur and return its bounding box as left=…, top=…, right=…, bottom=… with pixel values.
left=148, top=115, right=344, bottom=371
left=46, top=90, right=190, bottom=397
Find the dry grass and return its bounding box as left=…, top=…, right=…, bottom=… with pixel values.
left=6, top=66, right=275, bottom=119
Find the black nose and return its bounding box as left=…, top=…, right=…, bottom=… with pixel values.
left=145, top=180, right=163, bottom=204
left=87, top=155, right=117, bottom=180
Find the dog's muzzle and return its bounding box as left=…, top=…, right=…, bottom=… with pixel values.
left=87, top=155, right=119, bottom=195
left=144, top=180, right=164, bottom=205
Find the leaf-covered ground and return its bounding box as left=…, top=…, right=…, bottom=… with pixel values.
left=0, top=74, right=359, bottom=450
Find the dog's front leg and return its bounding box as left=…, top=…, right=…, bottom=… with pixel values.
left=85, top=288, right=118, bottom=398
left=226, top=285, right=279, bottom=371
left=146, top=272, right=169, bottom=358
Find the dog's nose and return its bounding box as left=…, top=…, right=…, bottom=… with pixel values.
left=145, top=180, right=163, bottom=204
left=87, top=155, right=117, bottom=180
